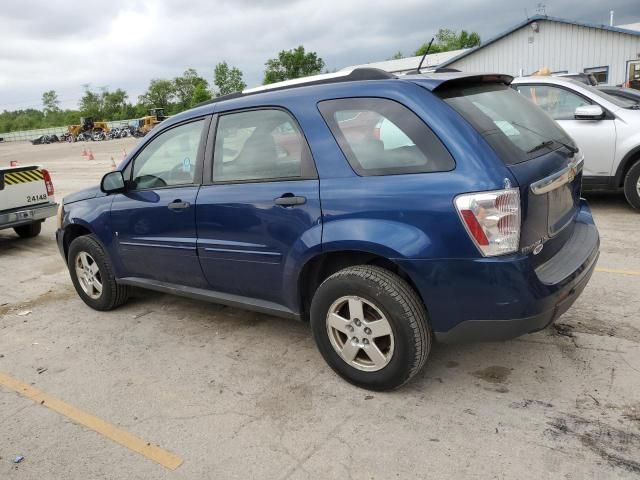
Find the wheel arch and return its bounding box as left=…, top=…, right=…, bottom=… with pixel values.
left=297, top=249, right=427, bottom=322
left=61, top=222, right=94, bottom=260
left=615, top=145, right=640, bottom=187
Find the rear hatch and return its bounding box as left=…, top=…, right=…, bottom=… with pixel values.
left=435, top=80, right=582, bottom=264
left=0, top=166, right=49, bottom=211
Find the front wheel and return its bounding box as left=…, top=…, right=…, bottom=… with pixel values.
left=68, top=234, right=129, bottom=310
left=310, top=265, right=431, bottom=391
left=623, top=160, right=640, bottom=210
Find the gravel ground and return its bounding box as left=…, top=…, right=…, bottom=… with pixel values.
left=1, top=139, right=639, bottom=479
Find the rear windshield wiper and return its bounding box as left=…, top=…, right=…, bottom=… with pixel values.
left=527, top=140, right=555, bottom=154
left=510, top=121, right=579, bottom=154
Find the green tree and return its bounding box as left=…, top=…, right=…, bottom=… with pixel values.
left=138, top=79, right=175, bottom=111
left=42, top=90, right=60, bottom=114
left=415, top=29, right=480, bottom=56
left=79, top=87, right=103, bottom=118
left=173, top=68, right=209, bottom=110
left=213, top=61, right=247, bottom=96
left=191, top=82, right=212, bottom=105
left=388, top=51, right=404, bottom=60
left=102, top=88, right=129, bottom=120
left=263, top=46, right=325, bottom=85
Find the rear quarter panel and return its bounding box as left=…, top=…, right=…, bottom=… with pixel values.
left=305, top=80, right=516, bottom=260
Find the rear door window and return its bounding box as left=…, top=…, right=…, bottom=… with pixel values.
left=318, top=98, right=454, bottom=176
left=212, top=109, right=315, bottom=183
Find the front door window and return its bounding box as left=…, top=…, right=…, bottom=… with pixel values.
left=516, top=85, right=591, bottom=121
left=131, top=119, right=205, bottom=189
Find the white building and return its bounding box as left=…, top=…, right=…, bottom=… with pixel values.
left=439, top=15, right=640, bottom=87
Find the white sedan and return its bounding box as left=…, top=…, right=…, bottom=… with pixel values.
left=511, top=75, right=640, bottom=209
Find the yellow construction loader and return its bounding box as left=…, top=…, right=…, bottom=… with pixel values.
left=138, top=108, right=167, bottom=135
left=67, top=117, right=110, bottom=141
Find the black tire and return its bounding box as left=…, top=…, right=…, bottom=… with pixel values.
left=67, top=234, right=129, bottom=311
left=310, top=265, right=431, bottom=391
left=623, top=160, right=640, bottom=210
left=14, top=221, right=42, bottom=238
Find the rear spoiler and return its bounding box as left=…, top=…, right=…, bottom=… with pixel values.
left=431, top=74, right=514, bottom=91
left=407, top=72, right=514, bottom=92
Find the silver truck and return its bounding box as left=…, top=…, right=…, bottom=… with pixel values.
left=0, top=165, right=59, bottom=238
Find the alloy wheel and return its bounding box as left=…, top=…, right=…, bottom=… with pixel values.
left=75, top=251, right=103, bottom=299
left=326, top=296, right=395, bottom=372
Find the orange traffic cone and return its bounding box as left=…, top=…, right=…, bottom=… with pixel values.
left=81, top=147, right=88, bottom=157
left=87, top=149, right=95, bottom=160
left=110, top=156, right=117, bottom=170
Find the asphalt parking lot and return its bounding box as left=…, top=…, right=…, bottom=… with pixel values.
left=1, top=139, right=639, bottom=479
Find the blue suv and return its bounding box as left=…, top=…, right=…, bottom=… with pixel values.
left=56, top=69, right=599, bottom=390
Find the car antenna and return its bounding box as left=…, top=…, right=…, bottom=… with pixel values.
left=406, top=37, right=434, bottom=75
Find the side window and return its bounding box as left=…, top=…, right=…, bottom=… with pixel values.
left=131, top=119, right=205, bottom=189
left=517, top=85, right=591, bottom=120
left=318, top=98, right=454, bottom=176
left=213, top=109, right=313, bottom=183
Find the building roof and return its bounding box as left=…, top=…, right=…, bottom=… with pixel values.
left=341, top=49, right=468, bottom=74
left=440, top=14, right=640, bottom=68
left=617, top=22, right=640, bottom=32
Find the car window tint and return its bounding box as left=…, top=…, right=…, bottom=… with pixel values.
left=318, top=98, right=454, bottom=176
left=131, top=120, right=204, bottom=189
left=517, top=85, right=591, bottom=120
left=213, top=109, right=309, bottom=182
left=439, top=82, right=575, bottom=164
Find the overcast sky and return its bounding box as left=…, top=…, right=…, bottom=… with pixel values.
left=0, top=0, right=638, bottom=111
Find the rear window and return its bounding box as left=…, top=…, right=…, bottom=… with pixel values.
left=437, top=82, right=575, bottom=164
left=318, top=98, right=454, bottom=176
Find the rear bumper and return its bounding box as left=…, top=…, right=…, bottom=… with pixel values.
left=396, top=199, right=599, bottom=343
left=0, top=202, right=58, bottom=230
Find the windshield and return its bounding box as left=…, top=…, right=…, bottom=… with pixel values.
left=571, top=80, right=637, bottom=108
left=437, top=82, right=575, bottom=165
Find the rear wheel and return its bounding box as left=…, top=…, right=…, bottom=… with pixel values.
left=310, top=265, right=431, bottom=391
left=623, top=160, right=640, bottom=210
left=14, top=221, right=42, bottom=238
left=68, top=234, right=129, bottom=310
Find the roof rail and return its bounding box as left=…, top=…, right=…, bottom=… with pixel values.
left=244, top=68, right=396, bottom=94
left=194, top=68, right=396, bottom=108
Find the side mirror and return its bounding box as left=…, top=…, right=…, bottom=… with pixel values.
left=574, top=105, right=605, bottom=120
left=100, top=171, right=125, bottom=193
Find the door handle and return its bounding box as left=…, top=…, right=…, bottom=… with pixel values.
left=168, top=199, right=191, bottom=211
left=274, top=194, right=306, bottom=207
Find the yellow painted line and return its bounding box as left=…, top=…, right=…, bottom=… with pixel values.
left=0, top=371, right=183, bottom=470
left=595, top=267, right=640, bottom=276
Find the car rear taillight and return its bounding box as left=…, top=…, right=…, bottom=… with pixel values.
left=454, top=188, right=520, bottom=256
left=42, top=169, right=54, bottom=196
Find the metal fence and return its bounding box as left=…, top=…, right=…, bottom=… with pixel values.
left=0, top=119, right=138, bottom=143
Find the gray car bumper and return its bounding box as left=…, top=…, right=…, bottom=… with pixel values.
left=0, top=202, right=58, bottom=230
